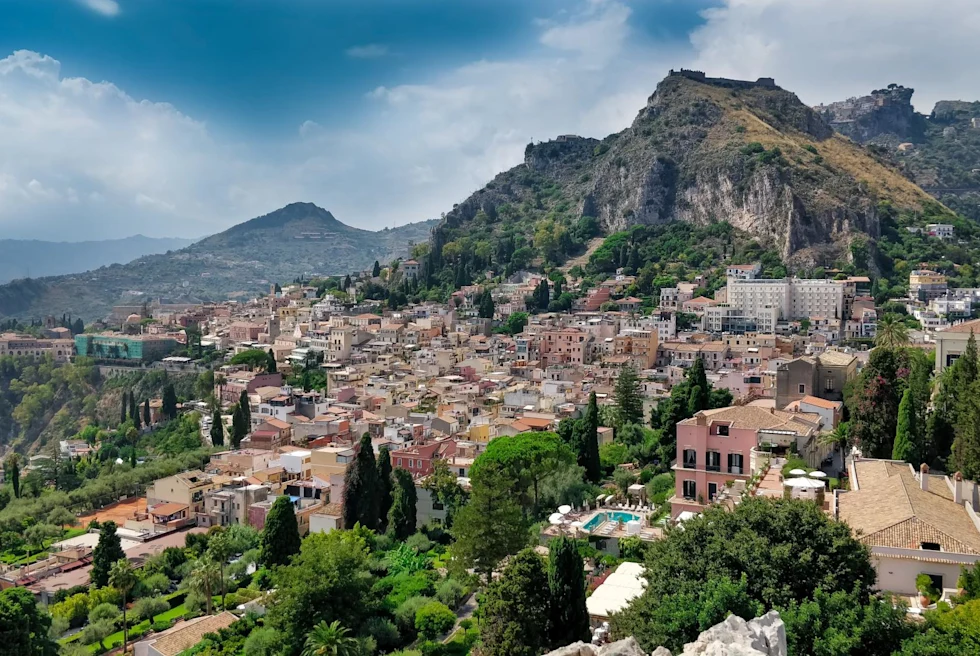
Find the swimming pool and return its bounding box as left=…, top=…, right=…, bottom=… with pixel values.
left=583, top=511, right=640, bottom=531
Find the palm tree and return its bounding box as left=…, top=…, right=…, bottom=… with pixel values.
left=820, top=420, right=851, bottom=453
left=109, top=559, right=137, bottom=655
left=302, top=620, right=360, bottom=656
left=207, top=531, right=231, bottom=609
left=875, top=315, right=910, bottom=348
left=190, top=555, right=221, bottom=615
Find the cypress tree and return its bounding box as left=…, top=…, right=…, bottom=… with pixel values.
left=893, top=388, right=918, bottom=463
left=479, top=291, right=495, bottom=319
left=142, top=398, right=151, bottom=427
left=120, top=391, right=128, bottom=425
left=388, top=468, right=418, bottom=540
left=91, top=521, right=125, bottom=587
left=260, top=496, right=301, bottom=567
left=210, top=409, right=225, bottom=447
left=266, top=349, right=278, bottom=374
left=238, top=390, right=251, bottom=427
left=131, top=394, right=141, bottom=430
left=231, top=404, right=248, bottom=449
left=343, top=433, right=380, bottom=530
left=547, top=536, right=590, bottom=648
left=377, top=447, right=394, bottom=533
left=582, top=392, right=601, bottom=483
left=343, top=274, right=352, bottom=291
left=372, top=260, right=381, bottom=277
left=687, top=357, right=710, bottom=413
left=4, top=455, right=20, bottom=499
left=480, top=548, right=551, bottom=656
left=161, top=384, right=178, bottom=420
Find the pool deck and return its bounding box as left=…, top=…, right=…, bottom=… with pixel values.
left=540, top=507, right=663, bottom=542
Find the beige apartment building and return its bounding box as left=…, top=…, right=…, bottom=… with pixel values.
left=147, top=470, right=217, bottom=515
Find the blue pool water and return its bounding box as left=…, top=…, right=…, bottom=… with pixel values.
left=583, top=511, right=640, bottom=531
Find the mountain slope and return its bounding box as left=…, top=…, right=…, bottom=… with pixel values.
left=0, top=235, right=196, bottom=283
left=425, top=70, right=935, bottom=286
left=0, top=203, right=436, bottom=321
left=818, top=86, right=980, bottom=221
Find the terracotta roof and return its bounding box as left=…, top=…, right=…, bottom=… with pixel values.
left=680, top=406, right=819, bottom=434
left=149, top=503, right=188, bottom=516
left=798, top=395, right=841, bottom=410
left=816, top=350, right=856, bottom=367
left=941, top=318, right=980, bottom=334
left=147, top=612, right=237, bottom=656
left=838, top=460, right=980, bottom=555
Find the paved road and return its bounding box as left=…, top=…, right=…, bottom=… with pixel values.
left=441, top=593, right=479, bottom=644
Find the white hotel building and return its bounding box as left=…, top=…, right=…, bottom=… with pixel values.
left=724, top=278, right=845, bottom=328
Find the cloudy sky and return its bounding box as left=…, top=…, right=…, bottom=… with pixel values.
left=1, top=0, right=978, bottom=241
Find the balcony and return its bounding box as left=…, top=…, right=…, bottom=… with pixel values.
left=728, top=466, right=742, bottom=475
left=706, top=464, right=721, bottom=472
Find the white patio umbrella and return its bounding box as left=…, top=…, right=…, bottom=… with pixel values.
left=549, top=513, right=564, bottom=525
left=788, top=468, right=807, bottom=476
left=783, top=477, right=825, bottom=489
left=558, top=505, right=572, bottom=515
left=808, top=471, right=827, bottom=479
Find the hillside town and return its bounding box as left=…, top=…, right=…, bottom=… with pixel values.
left=3, top=254, right=980, bottom=655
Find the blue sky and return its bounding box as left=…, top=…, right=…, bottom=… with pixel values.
left=1, top=0, right=977, bottom=240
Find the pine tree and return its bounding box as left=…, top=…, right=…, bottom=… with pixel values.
left=547, top=536, right=590, bottom=648
left=480, top=548, right=551, bottom=656
left=210, top=409, right=225, bottom=447
left=892, top=388, right=919, bottom=464
left=120, top=391, right=128, bottom=425
left=614, top=363, right=644, bottom=425
left=377, top=447, right=394, bottom=533
left=91, top=521, right=125, bottom=588
left=372, top=260, right=381, bottom=277
left=142, top=398, right=151, bottom=427
left=342, top=433, right=380, bottom=530
left=231, top=404, right=248, bottom=449
left=343, top=274, right=352, bottom=291
left=582, top=392, right=601, bottom=483
left=238, top=390, right=251, bottom=427
left=266, top=349, right=278, bottom=374
left=73, top=317, right=85, bottom=334
left=260, top=496, right=301, bottom=567
left=130, top=394, right=141, bottom=430
left=388, top=468, right=417, bottom=540
left=161, top=384, right=178, bottom=420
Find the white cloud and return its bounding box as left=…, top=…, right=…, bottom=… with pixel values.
left=0, top=49, right=302, bottom=239
left=346, top=44, right=389, bottom=59
left=689, top=0, right=980, bottom=111
left=78, top=0, right=120, bottom=17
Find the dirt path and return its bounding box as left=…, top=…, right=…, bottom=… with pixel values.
left=560, top=237, right=605, bottom=273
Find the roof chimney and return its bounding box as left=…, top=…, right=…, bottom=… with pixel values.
left=920, top=463, right=929, bottom=492
left=954, top=471, right=964, bottom=504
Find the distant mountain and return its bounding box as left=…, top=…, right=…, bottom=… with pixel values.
left=817, top=86, right=980, bottom=220
left=0, top=203, right=436, bottom=321
left=0, top=235, right=196, bottom=283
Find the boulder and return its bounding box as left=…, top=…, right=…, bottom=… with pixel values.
left=681, top=611, right=786, bottom=656
left=598, top=637, right=646, bottom=656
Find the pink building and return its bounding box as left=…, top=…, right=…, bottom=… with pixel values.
left=671, top=406, right=819, bottom=518
left=539, top=328, right=594, bottom=366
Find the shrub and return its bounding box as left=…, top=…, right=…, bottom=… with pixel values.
left=415, top=600, right=456, bottom=640
left=363, top=616, right=402, bottom=651
left=395, top=596, right=430, bottom=637
left=386, top=571, right=436, bottom=606
left=917, top=573, right=940, bottom=603
left=435, top=578, right=466, bottom=609
left=51, top=592, right=89, bottom=627
left=88, top=586, right=122, bottom=608
left=151, top=618, right=175, bottom=632
left=184, top=590, right=207, bottom=614
left=88, top=602, right=121, bottom=625
left=133, top=595, right=169, bottom=621
left=142, top=572, right=171, bottom=595
left=406, top=532, right=433, bottom=554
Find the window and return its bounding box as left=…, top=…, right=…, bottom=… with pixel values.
left=683, top=480, right=696, bottom=500
left=728, top=453, right=744, bottom=475
left=798, top=384, right=806, bottom=394
left=397, top=458, right=402, bottom=467
left=825, top=377, right=835, bottom=392
left=717, top=424, right=730, bottom=437
left=432, top=501, right=444, bottom=510
left=683, top=449, right=697, bottom=469
left=706, top=451, right=721, bottom=472
left=921, top=541, right=941, bottom=551
left=708, top=482, right=718, bottom=501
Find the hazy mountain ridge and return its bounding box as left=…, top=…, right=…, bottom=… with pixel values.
left=0, top=235, right=197, bottom=284
left=0, top=204, right=436, bottom=321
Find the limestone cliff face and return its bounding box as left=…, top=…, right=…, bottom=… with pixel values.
left=434, top=72, right=931, bottom=266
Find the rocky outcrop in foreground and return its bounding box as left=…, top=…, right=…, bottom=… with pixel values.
left=546, top=611, right=787, bottom=656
